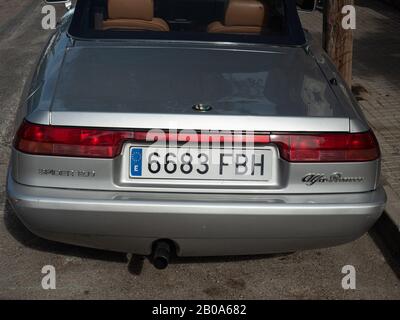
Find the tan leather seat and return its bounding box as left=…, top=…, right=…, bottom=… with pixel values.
left=102, top=0, right=169, bottom=32
left=207, top=0, right=268, bottom=34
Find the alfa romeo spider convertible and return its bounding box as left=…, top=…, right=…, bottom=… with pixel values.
left=6, top=0, right=386, bottom=268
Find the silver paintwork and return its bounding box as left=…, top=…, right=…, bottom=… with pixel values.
left=45, top=112, right=351, bottom=132
left=12, top=149, right=379, bottom=193
left=7, top=9, right=386, bottom=256
left=7, top=172, right=385, bottom=256
left=51, top=46, right=340, bottom=116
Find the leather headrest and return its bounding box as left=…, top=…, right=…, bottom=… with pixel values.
left=108, top=0, right=154, bottom=21
left=225, top=0, right=267, bottom=27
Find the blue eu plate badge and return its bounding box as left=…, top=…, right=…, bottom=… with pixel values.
left=130, top=148, right=143, bottom=177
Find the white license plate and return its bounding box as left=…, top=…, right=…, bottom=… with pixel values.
left=129, top=147, right=272, bottom=181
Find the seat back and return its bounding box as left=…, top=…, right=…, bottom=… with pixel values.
left=207, top=0, right=268, bottom=34
left=102, top=0, right=169, bottom=32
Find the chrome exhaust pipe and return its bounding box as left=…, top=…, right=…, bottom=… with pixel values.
left=152, top=241, right=171, bottom=269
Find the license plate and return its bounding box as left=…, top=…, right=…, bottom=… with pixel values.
left=129, top=147, right=272, bottom=181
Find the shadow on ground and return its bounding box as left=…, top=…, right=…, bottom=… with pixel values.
left=369, top=214, right=400, bottom=280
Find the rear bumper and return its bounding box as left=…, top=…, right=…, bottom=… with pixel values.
left=7, top=173, right=386, bottom=256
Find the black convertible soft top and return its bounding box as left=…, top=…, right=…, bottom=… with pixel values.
left=68, top=0, right=307, bottom=46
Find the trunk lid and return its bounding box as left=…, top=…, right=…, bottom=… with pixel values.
left=49, top=44, right=349, bottom=132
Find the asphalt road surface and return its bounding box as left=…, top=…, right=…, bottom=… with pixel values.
left=0, top=1, right=399, bottom=299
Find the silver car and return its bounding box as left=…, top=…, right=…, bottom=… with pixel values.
left=7, top=0, right=386, bottom=269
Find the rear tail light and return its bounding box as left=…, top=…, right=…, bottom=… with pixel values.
left=15, top=121, right=133, bottom=158
left=270, top=132, right=380, bottom=162
left=14, top=121, right=380, bottom=162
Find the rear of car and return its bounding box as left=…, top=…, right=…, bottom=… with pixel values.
left=7, top=0, right=386, bottom=258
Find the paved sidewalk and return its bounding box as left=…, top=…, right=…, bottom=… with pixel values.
left=300, top=0, right=400, bottom=228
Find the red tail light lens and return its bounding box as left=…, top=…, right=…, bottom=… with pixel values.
left=15, top=121, right=380, bottom=162
left=270, top=131, right=380, bottom=162
left=15, top=121, right=134, bottom=158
